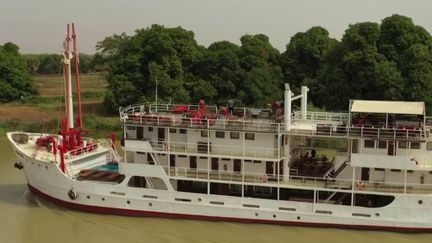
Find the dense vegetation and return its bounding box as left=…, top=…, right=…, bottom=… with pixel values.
left=2, top=14, right=432, bottom=114
left=0, top=42, right=37, bottom=102
left=24, top=53, right=95, bottom=74
left=98, top=14, right=432, bottom=112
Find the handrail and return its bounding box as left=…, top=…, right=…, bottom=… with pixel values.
left=126, top=139, right=280, bottom=159
left=161, top=166, right=432, bottom=194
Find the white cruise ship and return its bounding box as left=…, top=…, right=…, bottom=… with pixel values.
left=7, top=24, right=432, bottom=232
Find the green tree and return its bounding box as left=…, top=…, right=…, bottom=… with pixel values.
left=195, top=41, right=244, bottom=103
left=102, top=25, right=205, bottom=111
left=37, top=54, right=62, bottom=74
left=318, top=23, right=403, bottom=109
left=379, top=14, right=432, bottom=65
left=280, top=26, right=338, bottom=100
left=399, top=44, right=432, bottom=106
left=0, top=42, right=37, bottom=102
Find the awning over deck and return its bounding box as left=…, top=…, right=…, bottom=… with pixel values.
left=351, top=100, right=425, bottom=115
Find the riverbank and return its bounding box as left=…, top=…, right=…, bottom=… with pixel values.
left=0, top=74, right=121, bottom=139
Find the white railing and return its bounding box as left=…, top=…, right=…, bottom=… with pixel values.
left=130, top=139, right=280, bottom=159
left=293, top=111, right=348, bottom=124
left=64, top=139, right=121, bottom=176
left=162, top=166, right=432, bottom=194
left=288, top=124, right=426, bottom=140
left=122, top=113, right=282, bottom=133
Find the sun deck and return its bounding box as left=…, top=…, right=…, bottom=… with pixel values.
left=120, top=103, right=430, bottom=141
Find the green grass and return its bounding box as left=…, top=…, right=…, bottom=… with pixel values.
left=0, top=115, right=122, bottom=139
left=0, top=73, right=120, bottom=139
left=34, top=73, right=107, bottom=97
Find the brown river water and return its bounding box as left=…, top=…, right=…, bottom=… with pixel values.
left=0, top=136, right=431, bottom=243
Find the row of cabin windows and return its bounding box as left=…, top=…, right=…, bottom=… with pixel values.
left=201, top=131, right=255, bottom=140
left=143, top=126, right=255, bottom=140
left=364, top=140, right=421, bottom=150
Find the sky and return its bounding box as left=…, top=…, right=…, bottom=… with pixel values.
left=1, top=0, right=431, bottom=54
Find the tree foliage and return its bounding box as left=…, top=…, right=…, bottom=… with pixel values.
left=0, top=42, right=37, bottom=102
left=98, top=14, right=432, bottom=112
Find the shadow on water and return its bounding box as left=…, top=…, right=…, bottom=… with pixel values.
left=0, top=183, right=40, bottom=208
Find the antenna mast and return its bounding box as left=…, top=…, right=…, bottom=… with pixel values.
left=71, top=23, right=83, bottom=128
left=63, top=24, right=74, bottom=129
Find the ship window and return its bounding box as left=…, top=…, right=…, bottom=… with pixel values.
left=427, top=142, right=432, bottom=151
left=148, top=127, right=153, bottom=132
left=398, top=141, right=407, bottom=149
left=411, top=142, right=420, bottom=150
left=127, top=126, right=136, bottom=130
left=364, top=140, right=375, bottom=148
left=377, top=140, right=387, bottom=149
left=245, top=133, right=255, bottom=140
left=169, top=128, right=177, bottom=133
left=230, top=132, right=240, bottom=139
left=179, top=129, right=187, bottom=134
left=201, top=130, right=208, bottom=137
left=128, top=176, right=147, bottom=188
left=215, top=131, right=225, bottom=138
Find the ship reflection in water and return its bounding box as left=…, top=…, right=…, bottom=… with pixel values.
left=1, top=139, right=431, bottom=243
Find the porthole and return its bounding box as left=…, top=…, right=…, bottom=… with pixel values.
left=418, top=200, right=423, bottom=205
left=297, top=216, right=301, bottom=220
left=127, top=200, right=131, bottom=204
left=102, top=197, right=105, bottom=201
left=198, top=198, right=202, bottom=202
left=255, top=213, right=258, bottom=216
left=375, top=213, right=380, bottom=217
left=87, top=195, right=90, bottom=199
left=273, top=214, right=276, bottom=218
left=45, top=165, right=48, bottom=170
left=148, top=202, right=152, bottom=207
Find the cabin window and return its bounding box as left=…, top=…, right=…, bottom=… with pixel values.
left=230, top=132, right=240, bottom=139
left=147, top=154, right=154, bottom=165
left=148, top=127, right=153, bottom=132
left=127, top=126, right=136, bottom=130
left=215, top=131, right=225, bottom=138
left=398, top=141, right=407, bottom=149
left=374, top=168, right=385, bottom=171
left=411, top=142, right=420, bottom=150
left=169, top=128, right=177, bottom=133
left=201, top=130, right=208, bottom=137
left=179, top=129, right=187, bottom=134
left=364, top=140, right=375, bottom=148
left=427, top=142, right=432, bottom=151
left=377, top=140, right=387, bottom=149
left=128, top=176, right=147, bottom=188
left=245, top=133, right=255, bottom=140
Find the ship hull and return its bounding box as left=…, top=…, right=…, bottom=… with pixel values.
left=14, top=149, right=432, bottom=233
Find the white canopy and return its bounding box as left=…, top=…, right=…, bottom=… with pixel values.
left=350, top=100, right=425, bottom=115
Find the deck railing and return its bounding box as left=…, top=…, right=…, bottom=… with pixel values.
left=126, top=139, right=280, bottom=159
left=162, top=166, right=432, bottom=194
left=120, top=103, right=428, bottom=139
left=289, top=124, right=426, bottom=140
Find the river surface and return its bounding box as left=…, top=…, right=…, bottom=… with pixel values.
left=0, top=137, right=431, bottom=243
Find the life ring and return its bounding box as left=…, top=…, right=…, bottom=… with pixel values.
left=356, top=181, right=365, bottom=190
left=68, top=189, right=78, bottom=200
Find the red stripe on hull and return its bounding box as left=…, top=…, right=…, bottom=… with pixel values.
left=28, top=185, right=432, bottom=233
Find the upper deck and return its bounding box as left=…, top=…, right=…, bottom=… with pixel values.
left=120, top=103, right=430, bottom=140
